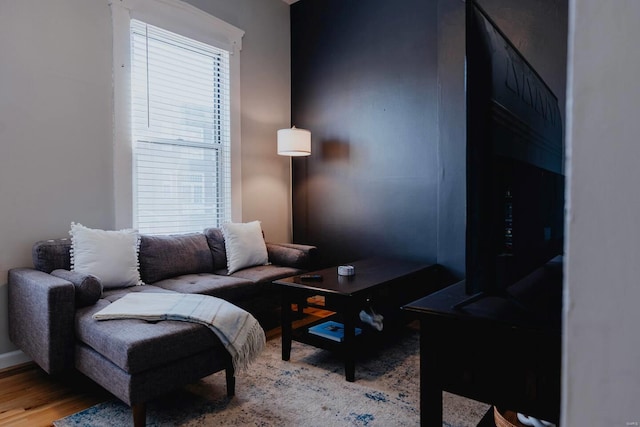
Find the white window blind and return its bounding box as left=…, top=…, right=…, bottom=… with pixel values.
left=130, top=19, right=231, bottom=235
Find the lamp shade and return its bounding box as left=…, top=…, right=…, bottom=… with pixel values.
left=277, top=126, right=311, bottom=156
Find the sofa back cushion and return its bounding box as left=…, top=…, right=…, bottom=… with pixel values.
left=32, top=238, right=72, bottom=273
left=204, top=227, right=227, bottom=270
left=139, top=233, right=214, bottom=284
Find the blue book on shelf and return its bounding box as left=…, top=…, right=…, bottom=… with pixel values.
left=308, top=321, right=362, bottom=342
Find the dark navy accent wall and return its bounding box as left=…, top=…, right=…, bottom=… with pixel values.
left=291, top=0, right=439, bottom=267
left=291, top=0, right=567, bottom=274
left=436, top=0, right=467, bottom=278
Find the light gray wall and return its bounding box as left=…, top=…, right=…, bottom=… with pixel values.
left=0, top=0, right=290, bottom=367
left=0, top=0, right=114, bottom=367
left=563, top=0, right=640, bottom=425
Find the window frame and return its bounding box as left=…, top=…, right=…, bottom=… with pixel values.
left=110, top=0, right=244, bottom=231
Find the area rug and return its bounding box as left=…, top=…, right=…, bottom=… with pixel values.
left=54, top=327, right=489, bottom=426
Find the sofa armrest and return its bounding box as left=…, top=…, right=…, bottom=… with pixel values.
left=8, top=268, right=76, bottom=374
left=266, top=243, right=317, bottom=270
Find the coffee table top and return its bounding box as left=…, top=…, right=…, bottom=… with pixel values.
left=273, top=257, right=433, bottom=296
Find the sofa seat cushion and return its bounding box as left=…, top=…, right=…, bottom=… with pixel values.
left=101, top=284, right=177, bottom=302
left=218, top=264, right=304, bottom=283
left=75, top=295, right=224, bottom=375
left=151, top=273, right=258, bottom=301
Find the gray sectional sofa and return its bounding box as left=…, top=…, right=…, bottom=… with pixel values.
left=8, top=227, right=316, bottom=426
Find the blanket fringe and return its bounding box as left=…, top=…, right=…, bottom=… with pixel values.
left=231, top=320, right=266, bottom=373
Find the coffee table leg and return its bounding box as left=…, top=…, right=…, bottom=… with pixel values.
left=343, top=307, right=356, bottom=382
left=281, top=291, right=292, bottom=361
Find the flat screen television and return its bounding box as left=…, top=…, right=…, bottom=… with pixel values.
left=462, top=1, right=564, bottom=307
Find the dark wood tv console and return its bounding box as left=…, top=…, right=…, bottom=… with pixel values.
left=403, top=266, right=562, bottom=426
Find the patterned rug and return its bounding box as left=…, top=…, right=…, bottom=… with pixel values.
left=54, top=326, right=489, bottom=426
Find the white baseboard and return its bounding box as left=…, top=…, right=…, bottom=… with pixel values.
left=0, top=349, right=32, bottom=370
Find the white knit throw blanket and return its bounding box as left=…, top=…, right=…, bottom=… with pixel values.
left=93, top=293, right=265, bottom=372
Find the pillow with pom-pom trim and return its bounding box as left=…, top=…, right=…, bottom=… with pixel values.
left=69, top=222, right=142, bottom=288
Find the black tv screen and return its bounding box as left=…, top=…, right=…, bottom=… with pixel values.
left=465, top=1, right=564, bottom=299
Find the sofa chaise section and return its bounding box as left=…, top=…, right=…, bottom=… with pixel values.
left=8, top=227, right=316, bottom=426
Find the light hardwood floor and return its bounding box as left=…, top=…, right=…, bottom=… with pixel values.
left=0, top=363, right=109, bottom=427
left=0, top=305, right=332, bottom=426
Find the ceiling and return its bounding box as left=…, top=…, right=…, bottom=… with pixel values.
left=281, top=0, right=299, bottom=4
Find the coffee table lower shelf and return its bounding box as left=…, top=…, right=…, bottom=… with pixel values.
left=291, top=315, right=374, bottom=351
left=284, top=312, right=384, bottom=381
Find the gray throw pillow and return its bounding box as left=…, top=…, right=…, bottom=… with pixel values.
left=51, top=269, right=103, bottom=307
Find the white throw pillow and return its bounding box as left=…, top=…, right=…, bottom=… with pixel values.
left=222, top=221, right=269, bottom=274
left=69, top=222, right=142, bottom=288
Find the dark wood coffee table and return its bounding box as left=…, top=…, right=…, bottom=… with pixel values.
left=273, top=257, right=441, bottom=381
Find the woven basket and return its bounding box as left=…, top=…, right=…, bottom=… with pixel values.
left=494, top=407, right=526, bottom=427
